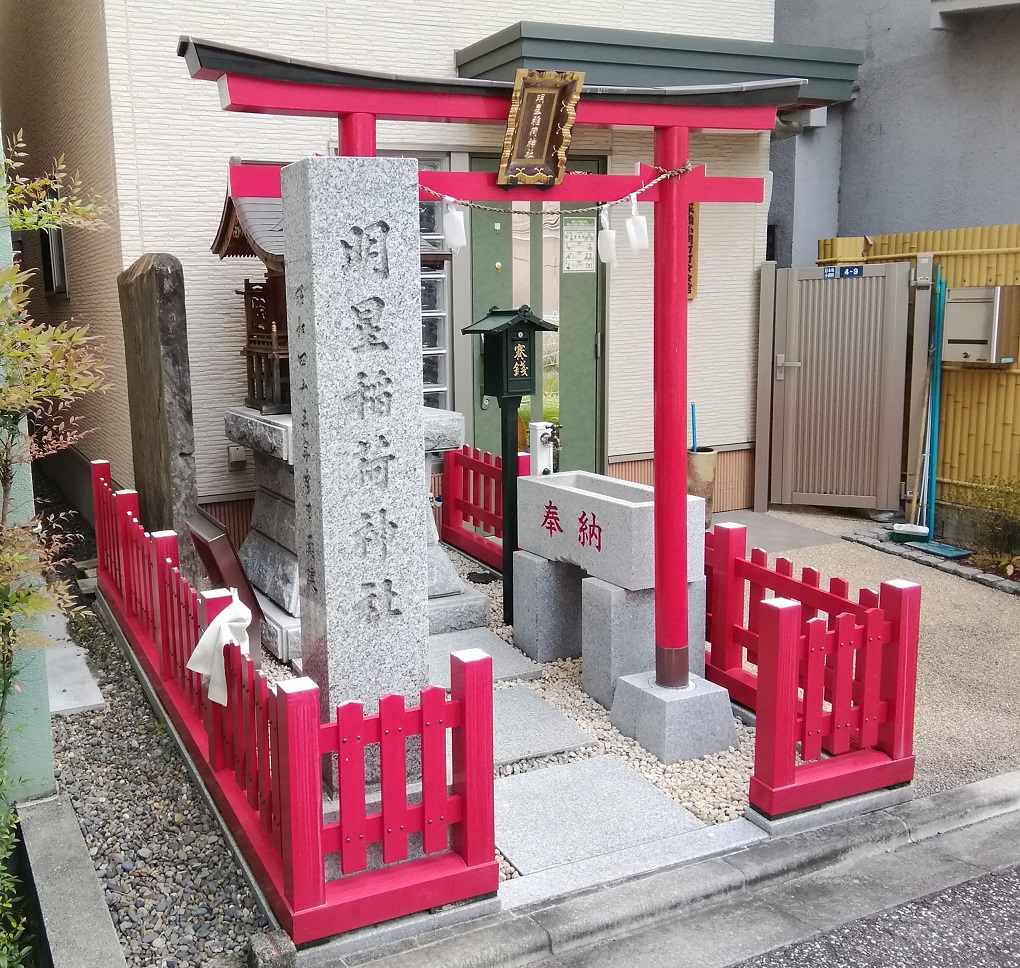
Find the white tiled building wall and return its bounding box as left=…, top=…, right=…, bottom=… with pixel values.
left=0, top=0, right=774, bottom=497
left=606, top=131, right=770, bottom=458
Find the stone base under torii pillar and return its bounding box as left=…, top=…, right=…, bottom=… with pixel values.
left=610, top=674, right=737, bottom=764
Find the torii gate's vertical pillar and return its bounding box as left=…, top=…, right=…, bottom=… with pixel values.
left=610, top=126, right=738, bottom=763
left=652, top=125, right=692, bottom=689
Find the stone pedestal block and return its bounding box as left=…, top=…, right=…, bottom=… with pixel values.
left=427, top=545, right=464, bottom=599
left=255, top=590, right=302, bottom=663
left=253, top=451, right=295, bottom=501
left=581, top=579, right=654, bottom=709
left=512, top=551, right=582, bottom=662
left=688, top=575, right=707, bottom=679
left=238, top=530, right=300, bottom=617
left=250, top=486, right=297, bottom=555
left=283, top=156, right=429, bottom=717
left=581, top=577, right=707, bottom=708
left=610, top=673, right=738, bottom=764
left=428, top=589, right=489, bottom=635
left=224, top=408, right=293, bottom=463
left=423, top=408, right=464, bottom=452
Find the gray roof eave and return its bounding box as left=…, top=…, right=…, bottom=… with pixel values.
left=178, top=36, right=804, bottom=107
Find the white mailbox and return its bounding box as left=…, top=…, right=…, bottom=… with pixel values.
left=943, top=286, right=1020, bottom=365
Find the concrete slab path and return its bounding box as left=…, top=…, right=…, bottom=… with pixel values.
left=39, top=610, right=104, bottom=717
left=713, top=511, right=841, bottom=553
left=494, top=755, right=704, bottom=875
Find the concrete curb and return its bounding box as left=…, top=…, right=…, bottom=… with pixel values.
left=844, top=532, right=1020, bottom=595
left=351, top=770, right=1020, bottom=967
left=18, top=793, right=129, bottom=968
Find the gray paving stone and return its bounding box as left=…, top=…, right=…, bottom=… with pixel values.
left=495, top=755, right=703, bottom=875
left=41, top=611, right=103, bottom=716
left=499, top=819, right=764, bottom=911
left=492, top=687, right=593, bottom=767
left=428, top=587, right=489, bottom=634
left=429, top=629, right=539, bottom=690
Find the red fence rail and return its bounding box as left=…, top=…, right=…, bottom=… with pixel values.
left=704, top=522, right=921, bottom=818
left=441, top=445, right=530, bottom=571
left=90, top=459, right=498, bottom=943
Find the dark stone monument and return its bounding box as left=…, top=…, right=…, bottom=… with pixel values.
left=117, top=253, right=201, bottom=582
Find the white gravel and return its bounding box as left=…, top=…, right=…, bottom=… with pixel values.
left=445, top=547, right=755, bottom=826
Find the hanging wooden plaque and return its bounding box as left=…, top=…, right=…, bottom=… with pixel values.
left=497, top=69, right=584, bottom=188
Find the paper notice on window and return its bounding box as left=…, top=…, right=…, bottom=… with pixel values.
left=562, top=216, right=597, bottom=273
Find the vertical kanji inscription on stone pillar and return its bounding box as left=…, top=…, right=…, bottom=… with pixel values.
left=282, top=157, right=428, bottom=721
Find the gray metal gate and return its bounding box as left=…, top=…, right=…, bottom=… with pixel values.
left=755, top=262, right=911, bottom=511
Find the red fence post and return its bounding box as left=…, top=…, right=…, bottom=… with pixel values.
left=150, top=531, right=180, bottom=681
left=749, top=598, right=802, bottom=815
left=877, top=580, right=922, bottom=762
left=517, top=452, right=531, bottom=477
left=707, top=523, right=747, bottom=678
left=442, top=449, right=464, bottom=541
left=113, top=490, right=140, bottom=605
left=199, top=589, right=235, bottom=771
left=450, top=649, right=494, bottom=868
left=90, top=461, right=112, bottom=588
left=276, top=678, right=326, bottom=912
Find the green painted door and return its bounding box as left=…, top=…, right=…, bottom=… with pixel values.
left=468, top=156, right=604, bottom=470
left=468, top=156, right=513, bottom=457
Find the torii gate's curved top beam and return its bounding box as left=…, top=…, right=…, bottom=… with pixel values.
left=178, top=36, right=800, bottom=131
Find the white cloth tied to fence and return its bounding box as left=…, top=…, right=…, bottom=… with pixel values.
left=186, top=590, right=251, bottom=707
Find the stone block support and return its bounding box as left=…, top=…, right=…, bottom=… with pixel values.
left=581, top=579, right=654, bottom=709
left=512, top=551, right=582, bottom=663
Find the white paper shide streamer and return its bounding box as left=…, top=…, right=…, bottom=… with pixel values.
left=597, top=205, right=617, bottom=266
left=442, top=196, right=467, bottom=253
left=625, top=193, right=649, bottom=252
left=186, top=590, right=252, bottom=707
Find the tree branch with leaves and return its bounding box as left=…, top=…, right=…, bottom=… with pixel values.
left=3, top=130, right=108, bottom=232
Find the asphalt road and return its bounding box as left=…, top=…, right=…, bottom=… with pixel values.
left=735, top=864, right=1020, bottom=968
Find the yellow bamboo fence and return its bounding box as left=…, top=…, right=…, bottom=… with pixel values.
left=819, top=226, right=1020, bottom=508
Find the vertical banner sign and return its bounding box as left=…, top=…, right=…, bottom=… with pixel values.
left=688, top=203, right=699, bottom=300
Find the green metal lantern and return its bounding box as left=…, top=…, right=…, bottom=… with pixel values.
left=462, top=304, right=557, bottom=402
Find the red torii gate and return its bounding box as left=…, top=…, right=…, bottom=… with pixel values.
left=182, top=37, right=786, bottom=689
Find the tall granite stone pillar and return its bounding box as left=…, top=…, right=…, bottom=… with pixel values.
left=118, top=253, right=201, bottom=582
left=282, top=157, right=428, bottom=720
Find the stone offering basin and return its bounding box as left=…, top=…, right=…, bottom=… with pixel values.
left=518, top=471, right=705, bottom=591
left=518, top=472, right=657, bottom=590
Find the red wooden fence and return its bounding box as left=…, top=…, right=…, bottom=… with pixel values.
left=704, top=522, right=921, bottom=818
left=91, top=459, right=498, bottom=943
left=441, top=445, right=530, bottom=571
